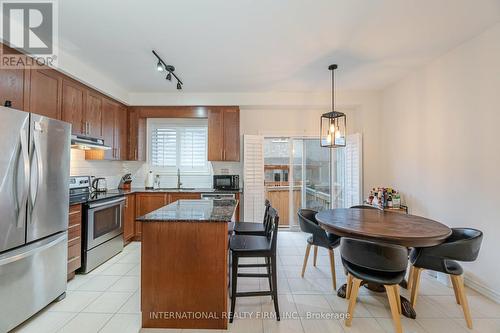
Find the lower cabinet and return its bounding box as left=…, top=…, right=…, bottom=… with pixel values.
left=134, top=193, right=169, bottom=240
left=133, top=192, right=205, bottom=240
left=123, top=194, right=136, bottom=242
left=68, top=204, right=82, bottom=280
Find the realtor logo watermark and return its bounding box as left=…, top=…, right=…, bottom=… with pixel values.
left=0, top=0, right=58, bottom=68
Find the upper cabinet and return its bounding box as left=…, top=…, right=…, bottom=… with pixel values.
left=0, top=68, right=26, bottom=109
left=208, top=107, right=240, bottom=161
left=87, top=98, right=128, bottom=160
left=27, top=68, right=62, bottom=119
left=85, top=92, right=103, bottom=138
left=128, top=107, right=146, bottom=161
left=61, top=79, right=85, bottom=135
left=0, top=45, right=26, bottom=110
left=115, top=105, right=128, bottom=160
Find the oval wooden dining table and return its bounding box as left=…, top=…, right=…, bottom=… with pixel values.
left=315, top=208, right=452, bottom=319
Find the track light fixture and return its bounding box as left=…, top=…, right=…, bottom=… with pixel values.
left=152, top=50, right=183, bottom=90
left=157, top=61, right=164, bottom=72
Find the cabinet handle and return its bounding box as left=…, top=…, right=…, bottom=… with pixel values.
left=134, top=149, right=137, bottom=160
left=223, top=150, right=226, bottom=160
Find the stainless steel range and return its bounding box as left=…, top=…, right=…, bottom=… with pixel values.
left=69, top=176, right=125, bottom=273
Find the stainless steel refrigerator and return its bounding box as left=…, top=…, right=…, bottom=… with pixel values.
left=0, top=106, right=70, bottom=332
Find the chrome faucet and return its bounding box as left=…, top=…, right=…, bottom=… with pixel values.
left=177, top=168, right=183, bottom=189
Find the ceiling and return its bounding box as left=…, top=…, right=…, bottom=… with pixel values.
left=59, top=0, right=500, bottom=93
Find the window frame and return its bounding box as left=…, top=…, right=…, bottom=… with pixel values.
left=147, top=118, right=211, bottom=175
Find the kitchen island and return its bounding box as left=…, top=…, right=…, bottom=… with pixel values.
left=136, top=199, right=238, bottom=330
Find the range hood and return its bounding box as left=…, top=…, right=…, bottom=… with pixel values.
left=71, top=134, right=111, bottom=150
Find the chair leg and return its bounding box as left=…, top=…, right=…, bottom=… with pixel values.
left=407, top=265, right=415, bottom=291
left=301, top=243, right=311, bottom=278
left=394, top=285, right=402, bottom=314
left=410, top=267, right=423, bottom=307
left=345, top=277, right=362, bottom=327
left=451, top=274, right=473, bottom=329
left=230, top=255, right=239, bottom=323
left=313, top=245, right=318, bottom=267
left=346, top=273, right=353, bottom=299
left=385, top=285, right=403, bottom=333
left=328, top=249, right=337, bottom=290
left=271, top=255, right=280, bottom=321
left=450, top=274, right=461, bottom=305
left=265, top=257, right=273, bottom=298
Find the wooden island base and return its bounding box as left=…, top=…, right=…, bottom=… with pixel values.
left=141, top=220, right=229, bottom=329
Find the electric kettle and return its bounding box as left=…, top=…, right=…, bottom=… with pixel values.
left=91, top=177, right=107, bottom=192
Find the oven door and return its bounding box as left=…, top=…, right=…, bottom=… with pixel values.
left=86, top=197, right=125, bottom=250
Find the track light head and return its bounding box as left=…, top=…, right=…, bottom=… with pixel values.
left=157, top=61, right=164, bottom=72
left=166, top=73, right=172, bottom=81
left=177, top=81, right=182, bottom=90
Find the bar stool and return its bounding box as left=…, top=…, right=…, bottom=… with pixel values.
left=341, top=238, right=408, bottom=333
left=229, top=207, right=280, bottom=322
left=233, top=200, right=271, bottom=236
left=297, top=209, right=340, bottom=290
left=409, top=228, right=483, bottom=329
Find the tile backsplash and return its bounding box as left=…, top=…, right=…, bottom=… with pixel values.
left=70, top=149, right=242, bottom=189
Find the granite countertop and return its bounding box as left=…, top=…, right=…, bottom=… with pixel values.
left=136, top=199, right=238, bottom=222
left=119, top=187, right=242, bottom=194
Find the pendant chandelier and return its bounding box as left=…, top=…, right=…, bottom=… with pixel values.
left=320, top=64, right=346, bottom=148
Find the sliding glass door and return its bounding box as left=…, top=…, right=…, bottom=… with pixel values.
left=264, top=136, right=346, bottom=227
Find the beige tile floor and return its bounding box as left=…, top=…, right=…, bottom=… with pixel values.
left=13, top=231, right=500, bottom=333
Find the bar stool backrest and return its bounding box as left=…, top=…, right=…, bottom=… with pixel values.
left=266, top=207, right=279, bottom=252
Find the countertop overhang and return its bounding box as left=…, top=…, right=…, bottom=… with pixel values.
left=136, top=199, right=238, bottom=222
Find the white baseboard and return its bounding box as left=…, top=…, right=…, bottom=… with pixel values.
left=427, top=271, right=500, bottom=304
left=464, top=275, right=500, bottom=304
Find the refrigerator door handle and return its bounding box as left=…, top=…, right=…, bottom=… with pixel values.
left=0, top=232, right=67, bottom=266
left=17, top=126, right=30, bottom=228
left=29, top=125, right=43, bottom=219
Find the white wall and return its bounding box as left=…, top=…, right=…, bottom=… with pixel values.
left=380, top=22, right=500, bottom=300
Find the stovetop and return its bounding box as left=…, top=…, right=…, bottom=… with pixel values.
left=69, top=188, right=125, bottom=205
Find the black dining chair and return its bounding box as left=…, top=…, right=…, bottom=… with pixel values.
left=229, top=207, right=280, bottom=322
left=408, top=228, right=483, bottom=329
left=233, top=200, right=271, bottom=236
left=297, top=209, right=340, bottom=290
left=341, top=238, right=407, bottom=333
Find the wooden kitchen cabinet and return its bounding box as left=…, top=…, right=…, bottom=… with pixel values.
left=123, top=194, right=136, bottom=242
left=67, top=204, right=82, bottom=280
left=168, top=192, right=201, bottom=202
left=61, top=79, right=85, bottom=135
left=27, top=68, right=62, bottom=119
left=115, top=105, right=128, bottom=160
left=0, top=45, right=26, bottom=109
left=128, top=108, right=147, bottom=161
left=85, top=91, right=103, bottom=138
left=208, top=107, right=240, bottom=161
left=87, top=98, right=127, bottom=160
left=0, top=68, right=26, bottom=109
left=134, top=193, right=169, bottom=239
left=101, top=98, right=117, bottom=159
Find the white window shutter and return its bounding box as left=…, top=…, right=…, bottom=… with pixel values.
left=243, top=135, right=265, bottom=222
left=345, top=133, right=362, bottom=207
left=151, top=127, right=177, bottom=167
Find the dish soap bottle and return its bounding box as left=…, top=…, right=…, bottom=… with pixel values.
left=145, top=171, right=154, bottom=189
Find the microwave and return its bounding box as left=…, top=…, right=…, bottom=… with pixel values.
left=213, top=175, right=239, bottom=190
